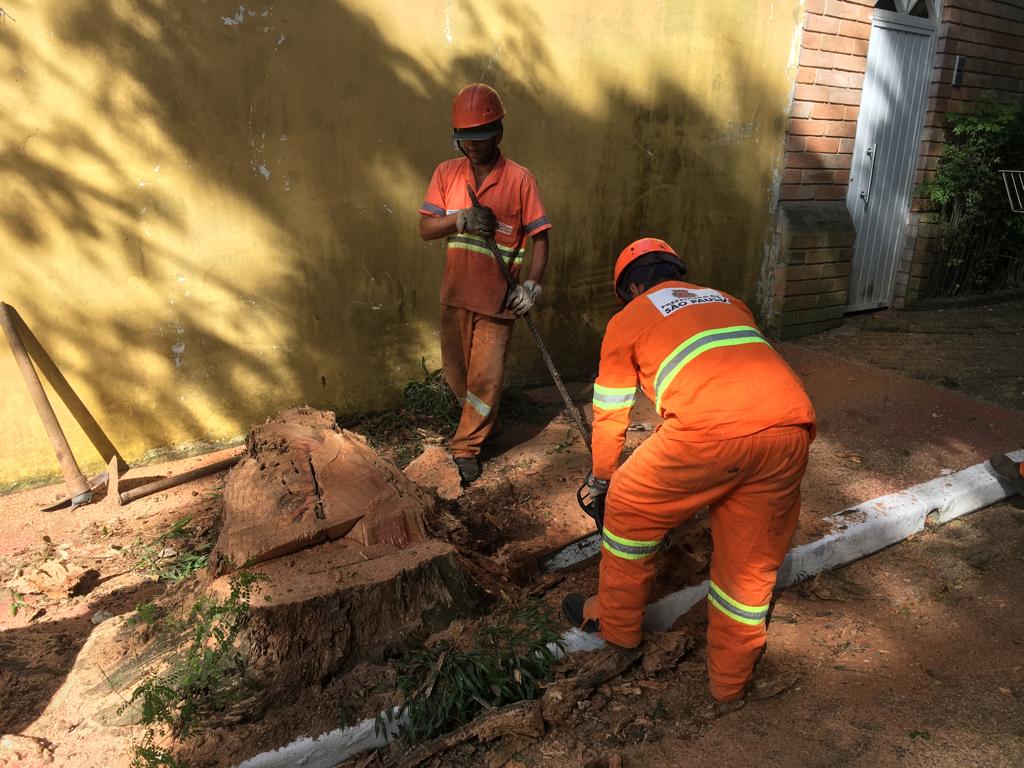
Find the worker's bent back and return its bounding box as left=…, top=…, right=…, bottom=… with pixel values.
left=592, top=280, right=815, bottom=479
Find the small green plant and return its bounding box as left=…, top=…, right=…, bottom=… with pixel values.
left=552, top=428, right=578, bottom=453
left=9, top=589, right=30, bottom=617
left=127, top=602, right=162, bottom=627
left=135, top=516, right=212, bottom=583
left=401, top=362, right=541, bottom=431
left=121, top=571, right=267, bottom=768
left=379, top=602, right=564, bottom=745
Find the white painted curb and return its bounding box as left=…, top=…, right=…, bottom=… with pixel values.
left=238, top=451, right=1023, bottom=768
left=645, top=449, right=1023, bottom=631
left=237, top=709, right=405, bottom=768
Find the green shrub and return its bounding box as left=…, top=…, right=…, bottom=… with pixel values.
left=920, top=102, right=1024, bottom=295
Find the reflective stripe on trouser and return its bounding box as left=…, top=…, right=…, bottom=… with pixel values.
left=588, top=424, right=809, bottom=701
left=440, top=305, right=513, bottom=458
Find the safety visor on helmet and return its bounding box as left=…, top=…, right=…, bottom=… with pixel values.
left=616, top=252, right=687, bottom=303
left=453, top=119, right=503, bottom=141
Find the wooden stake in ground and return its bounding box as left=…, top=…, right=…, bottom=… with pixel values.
left=0, top=302, right=92, bottom=508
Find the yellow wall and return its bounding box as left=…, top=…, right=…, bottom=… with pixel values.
left=0, top=0, right=804, bottom=488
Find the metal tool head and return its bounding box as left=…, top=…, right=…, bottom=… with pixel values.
left=39, top=468, right=109, bottom=512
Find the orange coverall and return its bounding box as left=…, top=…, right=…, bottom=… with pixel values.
left=586, top=280, right=816, bottom=701
left=420, top=154, right=551, bottom=457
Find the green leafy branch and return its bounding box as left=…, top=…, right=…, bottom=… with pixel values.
left=379, top=602, right=564, bottom=746
left=120, top=570, right=267, bottom=768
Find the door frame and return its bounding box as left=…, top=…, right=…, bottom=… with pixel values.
left=844, top=2, right=942, bottom=312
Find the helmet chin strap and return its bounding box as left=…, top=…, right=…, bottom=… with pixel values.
left=454, top=139, right=500, bottom=165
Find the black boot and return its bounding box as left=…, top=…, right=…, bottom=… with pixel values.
left=561, top=593, right=600, bottom=633
left=454, top=456, right=481, bottom=484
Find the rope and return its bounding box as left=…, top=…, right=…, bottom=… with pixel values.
left=466, top=185, right=592, bottom=451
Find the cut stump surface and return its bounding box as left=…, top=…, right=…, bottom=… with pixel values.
left=214, top=408, right=430, bottom=570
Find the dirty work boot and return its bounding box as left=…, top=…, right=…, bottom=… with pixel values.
left=990, top=453, right=1024, bottom=496
left=562, top=593, right=600, bottom=633
left=454, top=456, right=481, bottom=484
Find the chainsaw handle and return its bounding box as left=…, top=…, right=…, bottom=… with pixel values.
left=577, top=481, right=604, bottom=533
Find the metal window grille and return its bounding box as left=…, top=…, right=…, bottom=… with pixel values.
left=999, top=170, right=1024, bottom=214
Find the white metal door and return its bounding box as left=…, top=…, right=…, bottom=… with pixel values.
left=846, top=10, right=935, bottom=312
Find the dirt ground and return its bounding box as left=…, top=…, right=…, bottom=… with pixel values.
left=798, top=294, right=1024, bottom=414
left=1, top=296, right=1022, bottom=767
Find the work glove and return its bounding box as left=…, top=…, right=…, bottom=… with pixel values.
left=456, top=205, right=496, bottom=236
left=586, top=471, right=609, bottom=501
left=506, top=280, right=541, bottom=315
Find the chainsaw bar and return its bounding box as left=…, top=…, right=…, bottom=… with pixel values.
left=539, top=531, right=601, bottom=573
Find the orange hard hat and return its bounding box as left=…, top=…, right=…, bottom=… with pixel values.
left=452, top=83, right=506, bottom=139
left=613, top=237, right=683, bottom=302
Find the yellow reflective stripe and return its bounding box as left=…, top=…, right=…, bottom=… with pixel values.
left=450, top=242, right=496, bottom=258
left=602, top=543, right=651, bottom=561
left=707, top=581, right=768, bottom=626
left=603, top=528, right=659, bottom=549
left=601, top=527, right=660, bottom=560
left=446, top=238, right=525, bottom=264
left=593, top=383, right=636, bottom=411
left=653, top=325, right=768, bottom=412
left=465, top=391, right=491, bottom=418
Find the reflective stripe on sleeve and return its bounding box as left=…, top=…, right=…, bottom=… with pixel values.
left=524, top=215, right=551, bottom=234
left=421, top=202, right=446, bottom=216
left=653, top=325, right=769, bottom=412
left=593, top=383, right=637, bottom=411
left=465, top=391, right=492, bottom=418
left=707, top=581, right=769, bottom=626
left=602, top=528, right=661, bottom=561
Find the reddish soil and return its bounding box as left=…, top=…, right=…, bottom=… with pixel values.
left=1, top=297, right=1022, bottom=767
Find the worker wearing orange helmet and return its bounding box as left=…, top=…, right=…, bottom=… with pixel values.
left=562, top=237, right=816, bottom=703
left=419, top=83, right=551, bottom=483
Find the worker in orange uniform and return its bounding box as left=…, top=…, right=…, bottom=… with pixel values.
left=562, top=237, right=816, bottom=703
left=419, top=83, right=551, bottom=483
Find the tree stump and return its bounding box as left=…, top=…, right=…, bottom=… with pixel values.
left=213, top=408, right=431, bottom=571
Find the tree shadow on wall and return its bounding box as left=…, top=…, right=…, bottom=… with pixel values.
left=0, top=0, right=785, bottom=463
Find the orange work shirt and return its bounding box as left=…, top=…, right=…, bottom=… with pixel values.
left=419, top=153, right=551, bottom=318
left=591, top=281, right=816, bottom=479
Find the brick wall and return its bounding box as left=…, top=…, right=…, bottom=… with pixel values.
left=780, top=0, right=873, bottom=205
left=767, top=0, right=871, bottom=338
left=768, top=202, right=854, bottom=338
left=768, top=0, right=1024, bottom=335
left=897, top=0, right=1024, bottom=304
